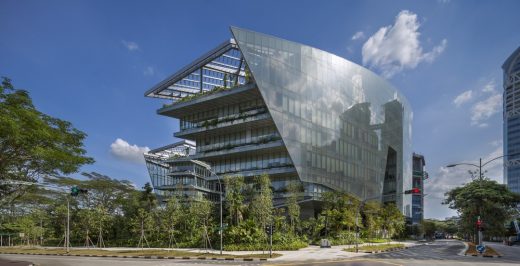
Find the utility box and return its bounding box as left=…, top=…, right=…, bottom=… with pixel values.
left=320, top=239, right=331, bottom=248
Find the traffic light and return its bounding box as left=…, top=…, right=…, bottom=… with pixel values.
left=71, top=186, right=79, bottom=196
left=264, top=224, right=275, bottom=235
left=404, top=188, right=421, bottom=194
left=70, top=186, right=87, bottom=197
left=476, top=219, right=484, bottom=231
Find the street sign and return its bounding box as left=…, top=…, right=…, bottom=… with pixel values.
left=476, top=245, right=485, bottom=254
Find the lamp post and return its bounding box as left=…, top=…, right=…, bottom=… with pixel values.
left=446, top=153, right=519, bottom=246
left=204, top=166, right=223, bottom=255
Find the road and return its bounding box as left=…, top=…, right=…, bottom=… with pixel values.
left=268, top=239, right=520, bottom=266
left=2, top=240, right=520, bottom=266
left=0, top=254, right=262, bottom=266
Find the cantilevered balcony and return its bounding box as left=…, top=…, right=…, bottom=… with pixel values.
left=194, top=135, right=284, bottom=160
left=157, top=82, right=259, bottom=119
left=174, top=109, right=272, bottom=140
left=212, top=163, right=296, bottom=179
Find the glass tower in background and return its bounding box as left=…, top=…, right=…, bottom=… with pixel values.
left=503, top=46, right=520, bottom=194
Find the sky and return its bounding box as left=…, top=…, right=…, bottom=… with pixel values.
left=1, top=0, right=519, bottom=219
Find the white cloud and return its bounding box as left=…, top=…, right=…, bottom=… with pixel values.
left=426, top=146, right=503, bottom=204
left=143, top=66, right=155, bottom=76
left=122, top=40, right=139, bottom=51
left=453, top=90, right=473, bottom=107
left=351, top=31, right=365, bottom=41
left=422, top=39, right=447, bottom=63
left=490, top=139, right=502, bottom=147
left=482, top=80, right=496, bottom=93
left=110, top=138, right=150, bottom=164
left=470, top=94, right=502, bottom=127
left=362, top=10, right=447, bottom=78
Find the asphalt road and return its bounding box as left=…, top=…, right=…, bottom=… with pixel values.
left=0, top=254, right=262, bottom=266
left=363, top=240, right=519, bottom=266
left=268, top=240, right=520, bottom=266
left=2, top=240, right=520, bottom=266
left=0, top=257, right=34, bottom=266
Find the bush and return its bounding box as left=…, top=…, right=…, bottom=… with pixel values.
left=223, top=240, right=307, bottom=251
left=330, top=231, right=360, bottom=245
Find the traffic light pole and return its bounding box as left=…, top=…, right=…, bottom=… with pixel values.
left=269, top=223, right=273, bottom=258
left=66, top=196, right=70, bottom=253
left=447, top=154, right=520, bottom=246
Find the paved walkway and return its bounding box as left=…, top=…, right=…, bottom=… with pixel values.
left=272, top=241, right=417, bottom=262
left=43, top=240, right=417, bottom=260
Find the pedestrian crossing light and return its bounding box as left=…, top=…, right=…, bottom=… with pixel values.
left=70, top=186, right=87, bottom=197
left=71, top=186, right=79, bottom=196
left=404, top=188, right=421, bottom=194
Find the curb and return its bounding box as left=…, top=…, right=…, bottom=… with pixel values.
left=458, top=242, right=469, bottom=256
left=0, top=252, right=268, bottom=261
left=358, top=247, right=407, bottom=253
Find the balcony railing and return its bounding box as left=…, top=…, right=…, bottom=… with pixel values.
left=215, top=162, right=294, bottom=175
left=160, top=74, right=254, bottom=108
left=181, top=107, right=267, bottom=131
left=198, top=134, right=281, bottom=154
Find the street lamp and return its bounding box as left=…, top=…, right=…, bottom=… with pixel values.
left=203, top=166, right=224, bottom=255
left=445, top=153, right=520, bottom=246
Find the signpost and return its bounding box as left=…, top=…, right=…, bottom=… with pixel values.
left=476, top=245, right=486, bottom=254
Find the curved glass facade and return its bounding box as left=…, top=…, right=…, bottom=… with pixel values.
left=231, top=27, right=413, bottom=215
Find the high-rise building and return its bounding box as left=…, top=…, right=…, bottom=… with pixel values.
left=144, top=27, right=413, bottom=216
left=412, top=153, right=425, bottom=225
left=503, top=46, right=520, bottom=195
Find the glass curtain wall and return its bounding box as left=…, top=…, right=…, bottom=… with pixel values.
left=231, top=27, right=413, bottom=214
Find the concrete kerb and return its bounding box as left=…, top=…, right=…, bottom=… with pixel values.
left=0, top=251, right=268, bottom=261
left=458, top=242, right=469, bottom=256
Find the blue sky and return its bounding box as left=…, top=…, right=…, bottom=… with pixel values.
left=1, top=0, right=519, bottom=219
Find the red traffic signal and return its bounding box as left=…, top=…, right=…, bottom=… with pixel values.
left=405, top=188, right=421, bottom=194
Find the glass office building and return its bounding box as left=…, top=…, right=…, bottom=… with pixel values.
left=144, top=140, right=219, bottom=202
left=412, top=153, right=425, bottom=225
left=503, top=46, right=520, bottom=195
left=145, top=27, right=413, bottom=216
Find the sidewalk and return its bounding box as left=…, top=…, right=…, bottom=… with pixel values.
left=35, top=240, right=418, bottom=261
left=272, top=241, right=417, bottom=262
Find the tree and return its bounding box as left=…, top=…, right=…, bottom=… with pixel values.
left=132, top=208, right=154, bottom=248
left=421, top=219, right=437, bottom=240
left=321, top=191, right=359, bottom=236
left=162, top=195, right=182, bottom=248
left=286, top=181, right=302, bottom=231
left=223, top=175, right=245, bottom=226
left=190, top=198, right=213, bottom=248
left=249, top=174, right=273, bottom=230
left=381, top=203, right=405, bottom=239
left=0, top=77, right=94, bottom=205
left=140, top=182, right=157, bottom=212
left=443, top=178, right=520, bottom=240
left=362, top=200, right=382, bottom=239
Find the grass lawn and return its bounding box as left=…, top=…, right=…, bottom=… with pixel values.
left=365, top=238, right=389, bottom=243
left=343, top=243, right=404, bottom=252
left=0, top=247, right=280, bottom=259
left=464, top=242, right=500, bottom=257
